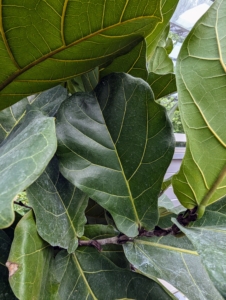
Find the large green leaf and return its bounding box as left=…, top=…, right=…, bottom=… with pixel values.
left=172, top=0, right=226, bottom=216
left=146, top=0, right=179, bottom=61
left=7, top=211, right=59, bottom=300
left=27, top=157, right=89, bottom=253
left=174, top=199, right=226, bottom=298
left=123, top=229, right=223, bottom=300
left=56, top=73, right=174, bottom=237
left=0, top=108, right=57, bottom=228
left=54, top=247, right=175, bottom=300
left=147, top=72, right=177, bottom=100
left=0, top=0, right=167, bottom=110
left=100, top=40, right=148, bottom=81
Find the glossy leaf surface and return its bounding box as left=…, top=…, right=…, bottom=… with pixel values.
left=54, top=247, right=174, bottom=300
left=0, top=108, right=57, bottom=228
left=174, top=200, right=226, bottom=298
left=7, top=211, right=59, bottom=300
left=172, top=0, right=226, bottom=214
left=56, top=73, right=174, bottom=237
left=123, top=232, right=223, bottom=300
left=0, top=0, right=166, bottom=110
left=27, top=157, right=89, bottom=253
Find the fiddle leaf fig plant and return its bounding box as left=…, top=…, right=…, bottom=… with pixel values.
left=1, top=1, right=226, bottom=300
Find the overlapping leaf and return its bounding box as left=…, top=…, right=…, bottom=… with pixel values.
left=123, top=215, right=223, bottom=300
left=56, top=73, right=174, bottom=237
left=148, top=73, right=177, bottom=100
left=0, top=85, right=67, bottom=146
left=0, top=108, right=57, bottom=228
left=148, top=25, right=174, bottom=75
left=54, top=247, right=175, bottom=300
left=8, top=212, right=174, bottom=299
left=7, top=211, right=59, bottom=300
left=146, top=0, right=179, bottom=61
left=27, top=157, right=89, bottom=253
left=0, top=98, right=28, bottom=144
left=172, top=0, right=226, bottom=216
left=0, top=0, right=167, bottom=110
left=174, top=197, right=226, bottom=298
left=100, top=40, right=148, bottom=81
left=148, top=47, right=174, bottom=74
left=28, top=85, right=67, bottom=116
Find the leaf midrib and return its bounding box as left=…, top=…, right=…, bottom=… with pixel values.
left=73, top=253, right=98, bottom=300
left=0, top=15, right=161, bottom=92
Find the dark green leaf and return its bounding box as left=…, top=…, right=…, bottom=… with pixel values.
left=54, top=247, right=174, bottom=300
left=123, top=234, right=223, bottom=300
left=7, top=211, right=59, bottom=300
left=85, top=199, right=107, bottom=225
left=56, top=73, right=174, bottom=237
left=147, top=72, right=177, bottom=100
left=27, top=157, right=89, bottom=253
left=0, top=108, right=57, bottom=229
left=100, top=40, right=148, bottom=81
left=0, top=0, right=166, bottom=110
left=172, top=0, right=226, bottom=216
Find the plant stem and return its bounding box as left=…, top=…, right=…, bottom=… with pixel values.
left=197, top=164, right=226, bottom=218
